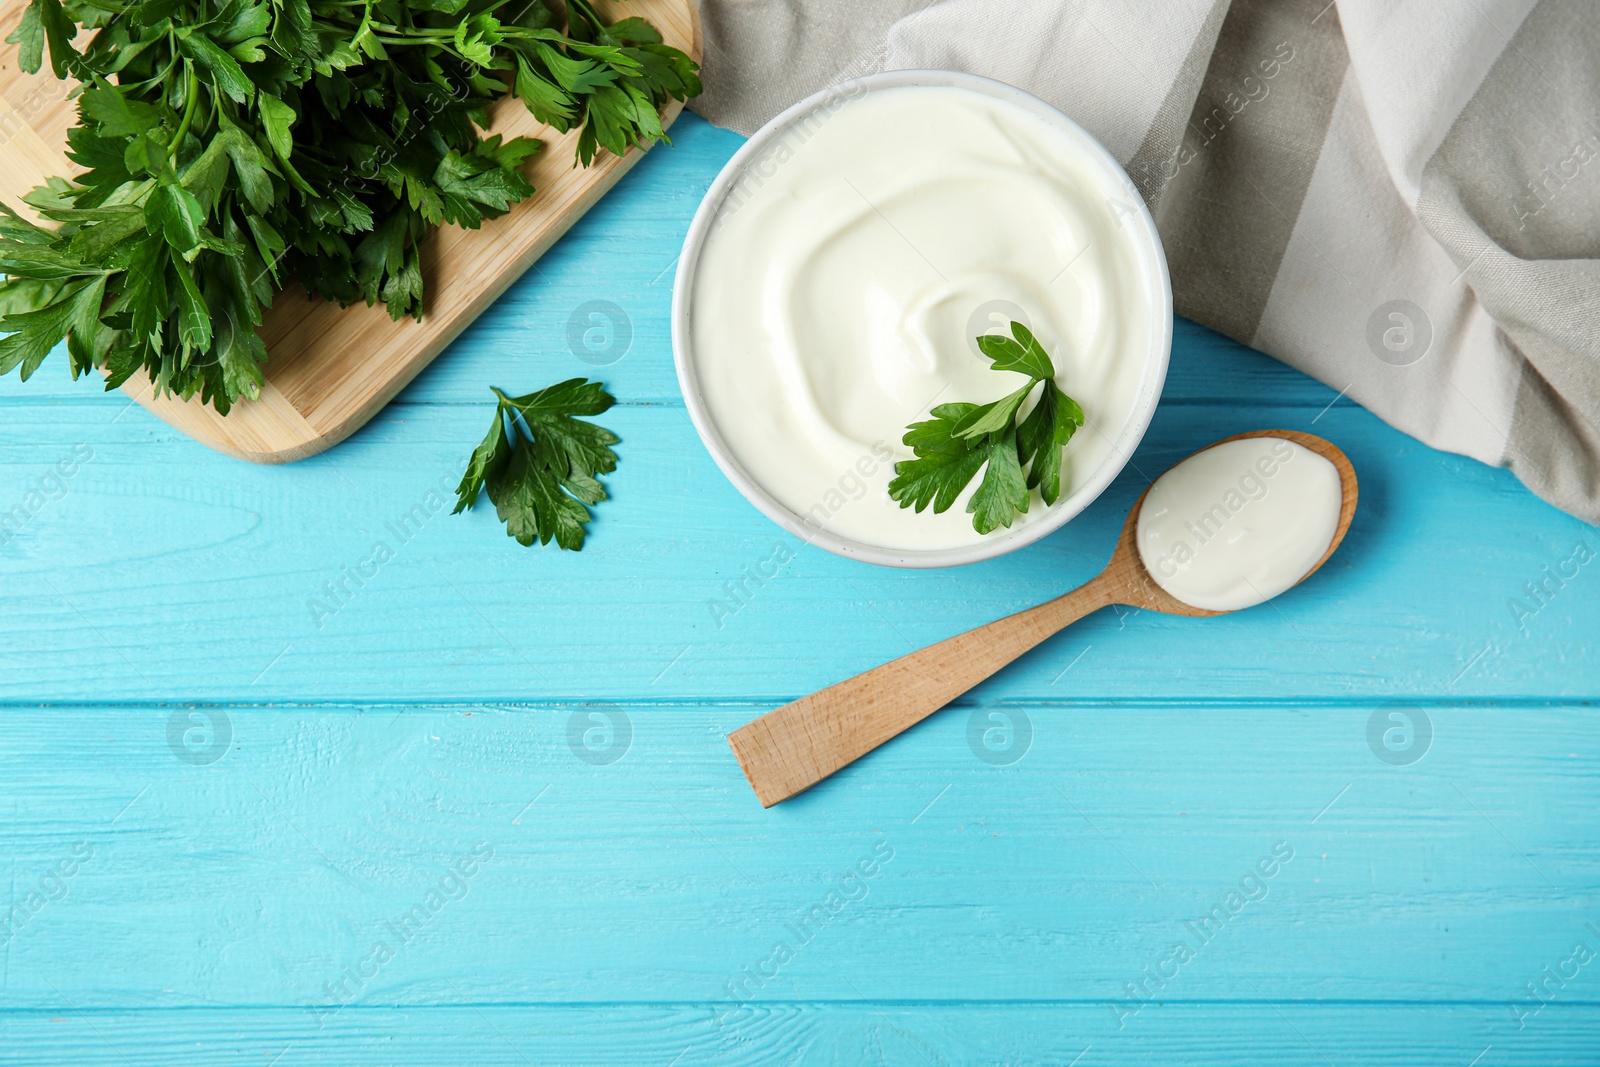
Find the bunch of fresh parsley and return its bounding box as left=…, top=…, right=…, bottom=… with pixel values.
left=454, top=378, right=619, bottom=549
left=888, top=321, right=1085, bottom=534
left=0, top=0, right=699, bottom=412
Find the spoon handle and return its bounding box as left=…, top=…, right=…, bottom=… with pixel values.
left=728, top=570, right=1120, bottom=806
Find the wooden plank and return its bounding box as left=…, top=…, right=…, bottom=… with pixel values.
left=0, top=399, right=1590, bottom=703
left=0, top=703, right=1594, bottom=1007
left=0, top=0, right=701, bottom=463
left=0, top=1004, right=1593, bottom=1062
left=1, top=1004, right=1597, bottom=1066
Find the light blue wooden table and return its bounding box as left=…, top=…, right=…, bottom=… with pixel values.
left=2, top=113, right=1597, bottom=1065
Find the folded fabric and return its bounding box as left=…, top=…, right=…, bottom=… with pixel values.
left=688, top=0, right=1600, bottom=524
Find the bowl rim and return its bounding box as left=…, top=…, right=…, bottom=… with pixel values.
left=670, top=68, right=1173, bottom=569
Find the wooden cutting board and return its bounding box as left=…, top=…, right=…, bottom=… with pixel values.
left=0, top=0, right=700, bottom=463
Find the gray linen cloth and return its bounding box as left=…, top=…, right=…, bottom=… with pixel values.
left=687, top=0, right=1600, bottom=524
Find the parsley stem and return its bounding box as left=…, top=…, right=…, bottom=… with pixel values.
left=169, top=64, right=200, bottom=159
left=369, top=22, right=452, bottom=34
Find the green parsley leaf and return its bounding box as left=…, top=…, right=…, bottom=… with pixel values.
left=454, top=402, right=512, bottom=514
left=950, top=381, right=1033, bottom=440
left=146, top=183, right=205, bottom=253
left=7, top=1, right=45, bottom=73
left=976, top=320, right=1055, bottom=378
left=433, top=137, right=541, bottom=228
left=257, top=93, right=296, bottom=164
left=454, top=380, right=620, bottom=550
left=80, top=84, right=163, bottom=139
left=1015, top=379, right=1085, bottom=505
left=968, top=429, right=1030, bottom=534
left=176, top=31, right=254, bottom=104
left=889, top=318, right=1084, bottom=533
left=885, top=403, right=990, bottom=515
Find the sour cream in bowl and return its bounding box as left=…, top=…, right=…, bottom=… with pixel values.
left=672, top=71, right=1172, bottom=567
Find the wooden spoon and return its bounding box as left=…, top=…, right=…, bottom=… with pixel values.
left=728, top=430, right=1358, bottom=807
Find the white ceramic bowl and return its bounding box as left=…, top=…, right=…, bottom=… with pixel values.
left=671, top=69, right=1172, bottom=568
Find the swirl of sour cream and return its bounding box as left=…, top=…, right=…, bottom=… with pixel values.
left=688, top=83, right=1157, bottom=552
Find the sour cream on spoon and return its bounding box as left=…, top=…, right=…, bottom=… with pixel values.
left=1135, top=437, right=1344, bottom=611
